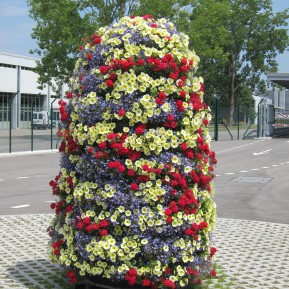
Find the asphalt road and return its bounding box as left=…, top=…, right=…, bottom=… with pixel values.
left=0, top=138, right=288, bottom=224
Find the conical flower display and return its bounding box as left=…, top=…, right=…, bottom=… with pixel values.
left=48, top=15, right=217, bottom=288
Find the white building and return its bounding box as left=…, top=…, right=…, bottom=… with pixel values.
left=0, top=51, right=67, bottom=129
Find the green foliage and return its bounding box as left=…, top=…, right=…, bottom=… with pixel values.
left=181, top=0, right=289, bottom=123
left=27, top=0, right=289, bottom=120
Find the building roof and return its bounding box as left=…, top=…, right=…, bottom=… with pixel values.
left=267, top=72, right=289, bottom=89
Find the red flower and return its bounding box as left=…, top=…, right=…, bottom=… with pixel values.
left=143, top=14, right=153, bottom=20
left=210, top=247, right=217, bottom=257
left=135, top=124, right=146, bottom=135
left=181, top=58, right=187, bottom=65
left=155, top=168, right=162, bottom=174
left=67, top=270, right=78, bottom=283
left=179, top=90, right=186, bottom=98
left=100, top=219, right=109, bottom=227
left=77, top=222, right=83, bottom=230
left=109, top=73, right=117, bottom=80
left=211, top=270, right=217, bottom=277
left=155, top=97, right=164, bottom=105
left=117, top=165, right=125, bottom=173
left=137, top=59, right=145, bottom=66
left=166, top=216, right=172, bottom=224
left=186, top=267, right=198, bottom=276
left=128, top=268, right=137, bottom=276
left=98, top=142, right=107, bottom=150
left=158, top=91, right=167, bottom=99
left=87, top=146, right=94, bottom=153
left=105, top=79, right=114, bottom=87
left=159, top=62, right=168, bottom=70
left=100, top=65, right=109, bottom=74
left=118, top=109, right=126, bottom=116
left=100, top=229, right=108, bottom=236
left=127, top=169, right=135, bottom=176
left=66, top=91, right=73, bottom=99
left=203, top=119, right=209, bottom=126
left=164, top=267, right=171, bottom=274
left=83, top=217, right=90, bottom=225
left=164, top=208, right=172, bottom=216
left=128, top=276, right=136, bottom=286
left=180, top=142, right=188, bottom=151
left=87, top=53, right=92, bottom=60
left=162, top=279, right=176, bottom=289
left=130, top=183, right=139, bottom=191
left=142, top=279, right=151, bottom=287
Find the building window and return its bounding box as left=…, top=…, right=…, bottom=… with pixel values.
left=0, top=63, right=16, bottom=69
left=0, top=92, right=13, bottom=128
left=20, top=94, right=43, bottom=122
left=21, top=66, right=34, bottom=71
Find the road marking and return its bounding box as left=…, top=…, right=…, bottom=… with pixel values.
left=0, top=179, right=3, bottom=181
left=253, top=149, right=272, bottom=156
left=251, top=168, right=259, bottom=171
left=45, top=201, right=55, bottom=203
left=11, top=204, right=30, bottom=209
left=216, top=175, right=221, bottom=177
left=216, top=140, right=266, bottom=154
left=239, top=170, right=248, bottom=173
left=271, top=165, right=278, bottom=167
left=280, top=162, right=285, bottom=165
left=262, top=166, right=269, bottom=169
left=16, top=176, right=29, bottom=179
left=225, top=172, right=235, bottom=175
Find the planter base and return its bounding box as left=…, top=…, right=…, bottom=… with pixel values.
left=75, top=276, right=144, bottom=289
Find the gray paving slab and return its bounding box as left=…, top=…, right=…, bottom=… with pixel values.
left=0, top=214, right=288, bottom=289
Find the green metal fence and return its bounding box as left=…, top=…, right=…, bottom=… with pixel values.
left=210, top=99, right=257, bottom=141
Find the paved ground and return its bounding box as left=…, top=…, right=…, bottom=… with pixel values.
left=0, top=214, right=288, bottom=289
left=0, top=138, right=288, bottom=289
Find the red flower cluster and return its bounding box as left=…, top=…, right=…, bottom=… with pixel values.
left=155, top=91, right=167, bottom=105
left=49, top=175, right=60, bottom=195
left=186, top=267, right=198, bottom=276
left=163, top=114, right=177, bottom=129
left=52, top=239, right=64, bottom=255
left=125, top=268, right=138, bottom=286
left=66, top=270, right=77, bottom=283
left=89, top=33, right=102, bottom=46
left=162, top=279, right=176, bottom=289
left=59, top=100, right=68, bottom=122
left=135, top=124, right=146, bottom=135
left=183, top=221, right=207, bottom=240
left=108, top=160, right=125, bottom=173
left=76, top=217, right=109, bottom=235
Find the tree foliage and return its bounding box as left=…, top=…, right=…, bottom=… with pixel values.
left=27, top=0, right=289, bottom=123
left=179, top=0, right=289, bottom=123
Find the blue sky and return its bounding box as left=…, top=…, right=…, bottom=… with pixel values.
left=0, top=0, right=288, bottom=72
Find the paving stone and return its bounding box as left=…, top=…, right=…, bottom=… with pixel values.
left=0, top=214, right=289, bottom=289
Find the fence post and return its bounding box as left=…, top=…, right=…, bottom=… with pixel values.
left=214, top=96, right=219, bottom=141
left=237, top=105, right=240, bottom=140
left=9, top=98, right=12, bottom=153
left=50, top=97, right=59, bottom=150
left=31, top=102, right=34, bottom=151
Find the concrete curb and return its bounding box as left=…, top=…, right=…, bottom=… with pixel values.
left=0, top=149, right=59, bottom=158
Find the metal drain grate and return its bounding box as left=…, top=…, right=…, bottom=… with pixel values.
left=230, top=176, right=273, bottom=183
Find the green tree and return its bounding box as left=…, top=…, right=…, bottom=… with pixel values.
left=179, top=0, right=289, bottom=124
left=27, top=0, right=138, bottom=93
left=27, top=0, right=184, bottom=93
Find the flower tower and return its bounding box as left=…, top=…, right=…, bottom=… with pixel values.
left=48, top=15, right=217, bottom=288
